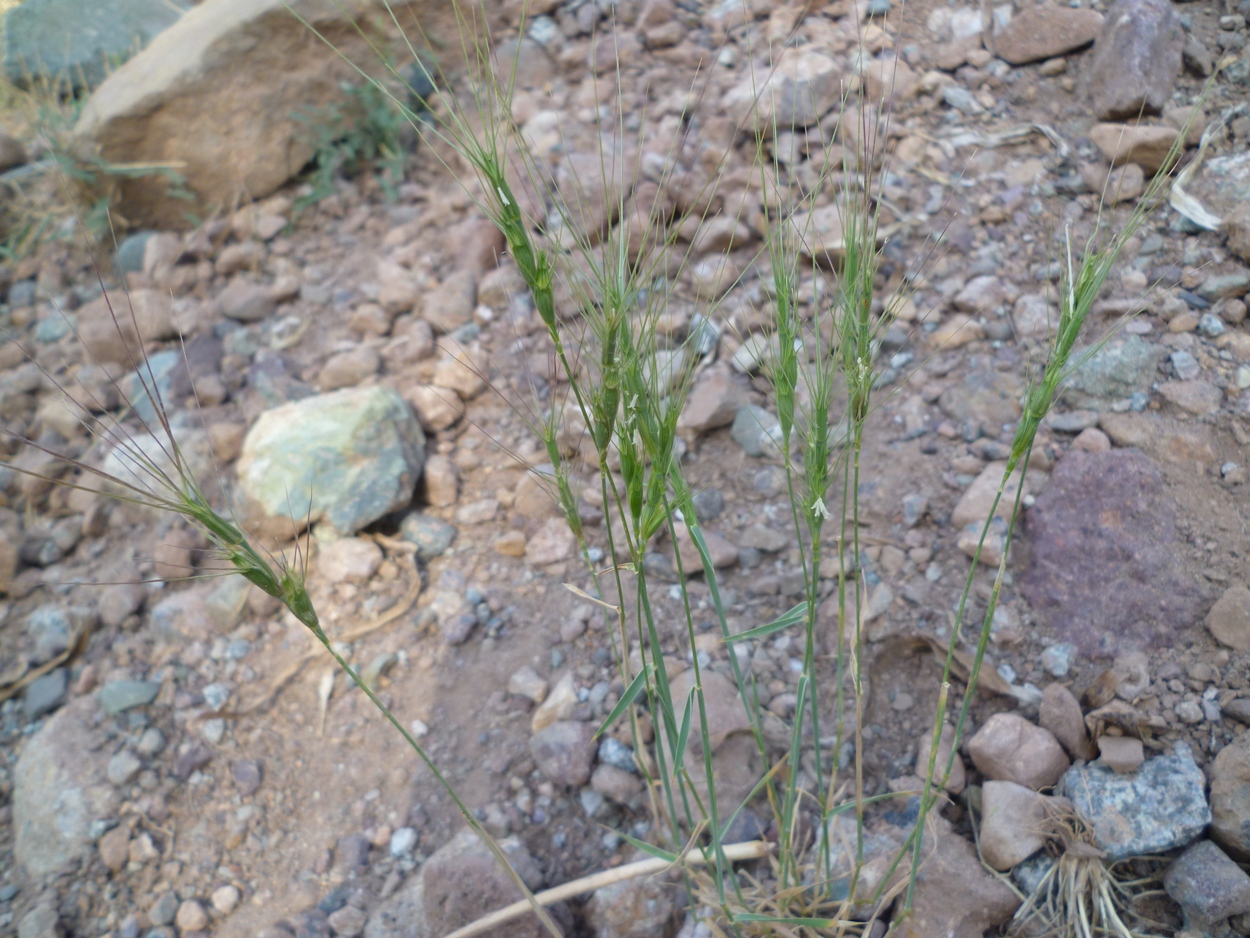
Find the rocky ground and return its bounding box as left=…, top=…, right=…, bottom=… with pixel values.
left=4, top=0, right=1250, bottom=936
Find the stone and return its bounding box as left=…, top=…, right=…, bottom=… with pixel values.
left=400, top=513, right=457, bottom=560
left=16, top=905, right=60, bottom=938
left=1062, top=335, right=1162, bottom=407
left=915, top=722, right=966, bottom=794
left=888, top=815, right=1021, bottom=938
left=13, top=697, right=119, bottom=876
left=1085, top=0, right=1184, bottom=121
left=389, top=827, right=418, bottom=857
left=1080, top=161, right=1146, bottom=204
left=433, top=348, right=487, bottom=400
left=952, top=275, right=1007, bottom=313
left=217, top=277, right=275, bottom=322
left=526, top=518, right=576, bottom=565
left=1040, top=683, right=1095, bottom=760
left=530, top=721, right=597, bottom=787
left=1211, top=733, right=1250, bottom=859
left=98, top=679, right=160, bottom=714
left=77, top=288, right=174, bottom=366
left=997, top=5, right=1102, bottom=61
left=586, top=878, right=679, bottom=938
left=107, top=749, right=143, bottom=786
left=422, top=454, right=458, bottom=508
left=938, top=365, right=1023, bottom=432
left=1159, top=379, right=1222, bottom=415
left=149, top=892, right=179, bottom=927
left=211, top=885, right=241, bottom=915
left=70, top=0, right=465, bottom=228
left=318, top=347, right=381, bottom=391
left=1061, top=742, right=1211, bottom=860
left=980, top=780, right=1068, bottom=871
left=3, top=0, right=185, bottom=89
left=236, top=386, right=425, bottom=537
left=1090, top=123, right=1181, bottom=175
left=363, top=828, right=546, bottom=938
left=98, top=583, right=145, bottom=629
left=423, top=271, right=477, bottom=334
left=1022, top=450, right=1203, bottom=656
left=328, top=907, right=367, bottom=937
left=317, top=537, right=383, bottom=584
left=590, top=764, right=643, bottom=805
left=731, top=405, right=783, bottom=458
left=507, top=666, right=548, bottom=704
left=405, top=384, right=465, bottom=432
left=1098, top=735, right=1144, bottom=773
left=532, top=674, right=578, bottom=733
left=721, top=47, right=840, bottom=128
left=1206, top=584, right=1250, bottom=652
left=1164, top=840, right=1250, bottom=927
left=678, top=366, right=743, bottom=434
left=98, top=824, right=131, bottom=872
left=969, top=713, right=1069, bottom=789
left=234, top=760, right=262, bottom=796
left=24, top=668, right=68, bottom=721
left=494, top=531, right=527, bottom=557
left=672, top=524, right=738, bottom=571
left=1072, top=427, right=1112, bottom=452
left=952, top=462, right=1030, bottom=531
left=175, top=901, right=208, bottom=932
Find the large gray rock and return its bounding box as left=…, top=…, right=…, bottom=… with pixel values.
left=13, top=696, right=119, bottom=877
left=1084, top=0, right=1184, bottom=121
left=70, top=0, right=469, bottom=228
left=1022, top=450, right=1205, bottom=657
left=3, top=0, right=186, bottom=88
left=1164, top=840, right=1250, bottom=929
left=236, top=386, right=425, bottom=538
left=1060, top=742, right=1210, bottom=861
left=364, top=828, right=548, bottom=938
left=586, top=878, right=681, bottom=938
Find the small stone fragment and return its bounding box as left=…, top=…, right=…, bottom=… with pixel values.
left=1098, top=735, right=1144, bottom=773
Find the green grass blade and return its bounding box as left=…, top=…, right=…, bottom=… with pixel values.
left=596, top=664, right=650, bottom=739
left=724, top=601, right=809, bottom=643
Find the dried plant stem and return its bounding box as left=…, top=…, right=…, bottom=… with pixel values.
left=444, top=841, right=772, bottom=938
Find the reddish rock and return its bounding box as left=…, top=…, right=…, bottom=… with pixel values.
left=1022, top=450, right=1205, bottom=657
left=994, top=5, right=1103, bottom=65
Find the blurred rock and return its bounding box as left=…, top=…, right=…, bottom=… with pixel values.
left=71, top=0, right=469, bottom=227
left=13, top=696, right=118, bottom=876
left=1211, top=733, right=1250, bottom=859
left=1090, top=123, right=1181, bottom=175
left=1040, top=683, right=1095, bottom=760
left=1085, top=0, right=1183, bottom=121
left=3, top=0, right=185, bottom=89
left=992, top=5, right=1102, bottom=65
left=364, top=828, right=547, bottom=938
left=1207, top=584, right=1250, bottom=651
left=530, top=721, right=596, bottom=787
left=586, top=878, right=680, bottom=938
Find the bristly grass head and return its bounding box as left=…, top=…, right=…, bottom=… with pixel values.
left=1, top=280, right=321, bottom=633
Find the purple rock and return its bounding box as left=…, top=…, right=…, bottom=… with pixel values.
left=1021, top=450, right=1207, bottom=657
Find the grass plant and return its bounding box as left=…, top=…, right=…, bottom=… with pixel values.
left=0, top=2, right=1213, bottom=935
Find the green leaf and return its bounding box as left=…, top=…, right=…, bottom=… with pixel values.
left=595, top=665, right=650, bottom=739
left=673, top=689, right=694, bottom=769
left=618, top=831, right=677, bottom=864
left=725, top=601, right=809, bottom=643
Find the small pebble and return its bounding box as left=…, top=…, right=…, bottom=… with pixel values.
left=211, top=885, right=241, bottom=915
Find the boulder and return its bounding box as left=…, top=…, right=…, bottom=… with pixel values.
left=71, top=0, right=468, bottom=228
left=236, top=386, right=426, bottom=537
left=3, top=0, right=185, bottom=88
